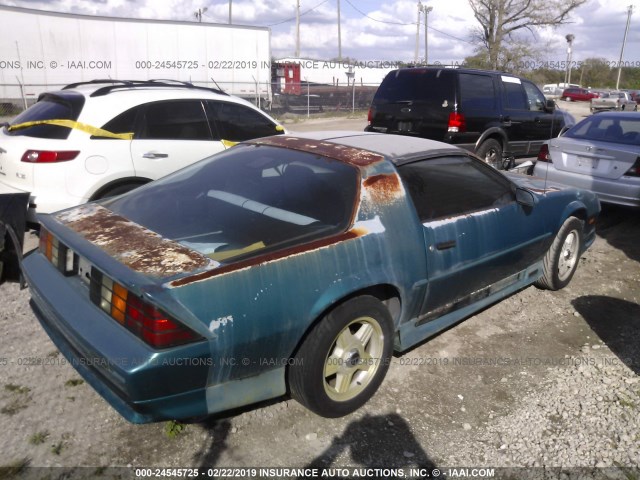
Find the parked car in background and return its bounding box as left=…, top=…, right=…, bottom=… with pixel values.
left=535, top=112, right=640, bottom=207
left=23, top=132, right=599, bottom=423
left=0, top=80, right=284, bottom=224
left=561, top=87, right=599, bottom=102
left=625, top=90, right=640, bottom=104
left=591, top=91, right=638, bottom=112
left=366, top=67, right=572, bottom=170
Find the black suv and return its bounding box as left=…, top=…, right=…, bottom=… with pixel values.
left=365, top=67, right=573, bottom=169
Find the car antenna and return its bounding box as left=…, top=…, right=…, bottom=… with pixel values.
left=210, top=77, right=224, bottom=92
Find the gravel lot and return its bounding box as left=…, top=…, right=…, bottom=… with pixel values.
left=1, top=99, right=638, bottom=478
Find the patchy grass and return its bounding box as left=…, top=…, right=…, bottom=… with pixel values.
left=64, top=379, right=84, bottom=387
left=164, top=420, right=186, bottom=439
left=4, top=384, right=31, bottom=394
left=29, top=431, right=49, bottom=445
left=0, top=457, right=30, bottom=478
left=50, top=441, right=64, bottom=455
left=1, top=398, right=29, bottom=416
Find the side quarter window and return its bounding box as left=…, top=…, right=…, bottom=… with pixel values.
left=398, top=155, right=514, bottom=223
left=459, top=73, right=497, bottom=112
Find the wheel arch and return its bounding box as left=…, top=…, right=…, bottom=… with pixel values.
left=89, top=176, right=152, bottom=201
left=558, top=202, right=589, bottom=231
left=474, top=128, right=508, bottom=152
left=287, top=283, right=402, bottom=361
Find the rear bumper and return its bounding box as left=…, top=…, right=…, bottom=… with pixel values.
left=22, top=253, right=211, bottom=423
left=534, top=163, right=640, bottom=208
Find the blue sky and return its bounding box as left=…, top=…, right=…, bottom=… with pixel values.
left=3, top=0, right=639, bottom=65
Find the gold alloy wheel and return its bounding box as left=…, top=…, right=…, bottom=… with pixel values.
left=558, top=229, right=579, bottom=281
left=323, top=316, right=385, bottom=402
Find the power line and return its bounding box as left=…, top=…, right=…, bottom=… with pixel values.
left=343, top=0, right=474, bottom=45
left=343, top=0, right=415, bottom=25
left=261, top=0, right=332, bottom=27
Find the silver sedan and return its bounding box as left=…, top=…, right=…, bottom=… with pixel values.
left=534, top=112, right=640, bottom=207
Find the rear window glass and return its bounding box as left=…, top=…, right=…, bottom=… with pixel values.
left=566, top=116, right=640, bottom=146
left=374, top=69, right=454, bottom=105
left=104, top=144, right=358, bottom=264
left=5, top=94, right=84, bottom=139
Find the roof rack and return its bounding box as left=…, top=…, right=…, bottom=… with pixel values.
left=62, top=79, right=228, bottom=97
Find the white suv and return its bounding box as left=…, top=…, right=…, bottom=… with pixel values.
left=0, top=80, right=285, bottom=223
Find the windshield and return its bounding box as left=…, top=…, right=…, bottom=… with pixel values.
left=565, top=115, right=640, bottom=146
left=104, top=144, right=358, bottom=263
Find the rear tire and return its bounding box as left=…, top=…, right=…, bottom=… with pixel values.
left=289, top=295, right=393, bottom=418
left=476, top=138, right=504, bottom=170
left=535, top=216, right=583, bottom=291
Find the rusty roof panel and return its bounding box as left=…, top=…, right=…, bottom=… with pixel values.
left=363, top=173, right=404, bottom=205
left=56, top=204, right=211, bottom=277
left=246, top=136, right=385, bottom=167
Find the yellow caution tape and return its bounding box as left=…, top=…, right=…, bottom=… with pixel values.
left=7, top=119, right=134, bottom=140
left=208, top=241, right=265, bottom=262
left=221, top=139, right=239, bottom=148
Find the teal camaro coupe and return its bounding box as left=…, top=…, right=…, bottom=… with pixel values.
left=23, top=132, right=600, bottom=422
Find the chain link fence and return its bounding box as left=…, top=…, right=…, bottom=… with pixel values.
left=0, top=79, right=379, bottom=122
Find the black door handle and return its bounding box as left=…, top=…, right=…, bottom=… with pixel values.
left=436, top=240, right=457, bottom=250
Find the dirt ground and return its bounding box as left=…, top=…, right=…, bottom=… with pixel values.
left=1, top=99, right=638, bottom=477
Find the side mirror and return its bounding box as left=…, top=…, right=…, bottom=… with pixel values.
left=515, top=187, right=536, bottom=208
left=545, top=99, right=556, bottom=112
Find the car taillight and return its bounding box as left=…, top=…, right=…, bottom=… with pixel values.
left=448, top=112, right=466, bottom=133
left=90, top=268, right=203, bottom=349
left=367, top=107, right=374, bottom=124
left=38, top=227, right=77, bottom=275
left=21, top=150, right=80, bottom=163
left=625, top=157, right=640, bottom=177
left=537, top=144, right=551, bottom=162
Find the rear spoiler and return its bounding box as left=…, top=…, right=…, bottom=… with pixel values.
left=0, top=192, right=30, bottom=287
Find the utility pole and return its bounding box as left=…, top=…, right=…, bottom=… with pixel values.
left=194, top=7, right=207, bottom=22
left=337, top=0, right=342, bottom=61
left=616, top=5, right=634, bottom=90
left=564, top=34, right=574, bottom=85
left=295, top=0, right=301, bottom=58
left=414, top=2, right=421, bottom=64
left=423, top=5, right=432, bottom=65
left=229, top=0, right=232, bottom=24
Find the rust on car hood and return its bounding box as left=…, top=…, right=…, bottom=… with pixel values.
left=246, top=136, right=385, bottom=167
left=55, top=204, right=211, bottom=277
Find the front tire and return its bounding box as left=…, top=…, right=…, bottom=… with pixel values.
left=289, top=296, right=394, bottom=417
left=535, top=216, right=583, bottom=290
